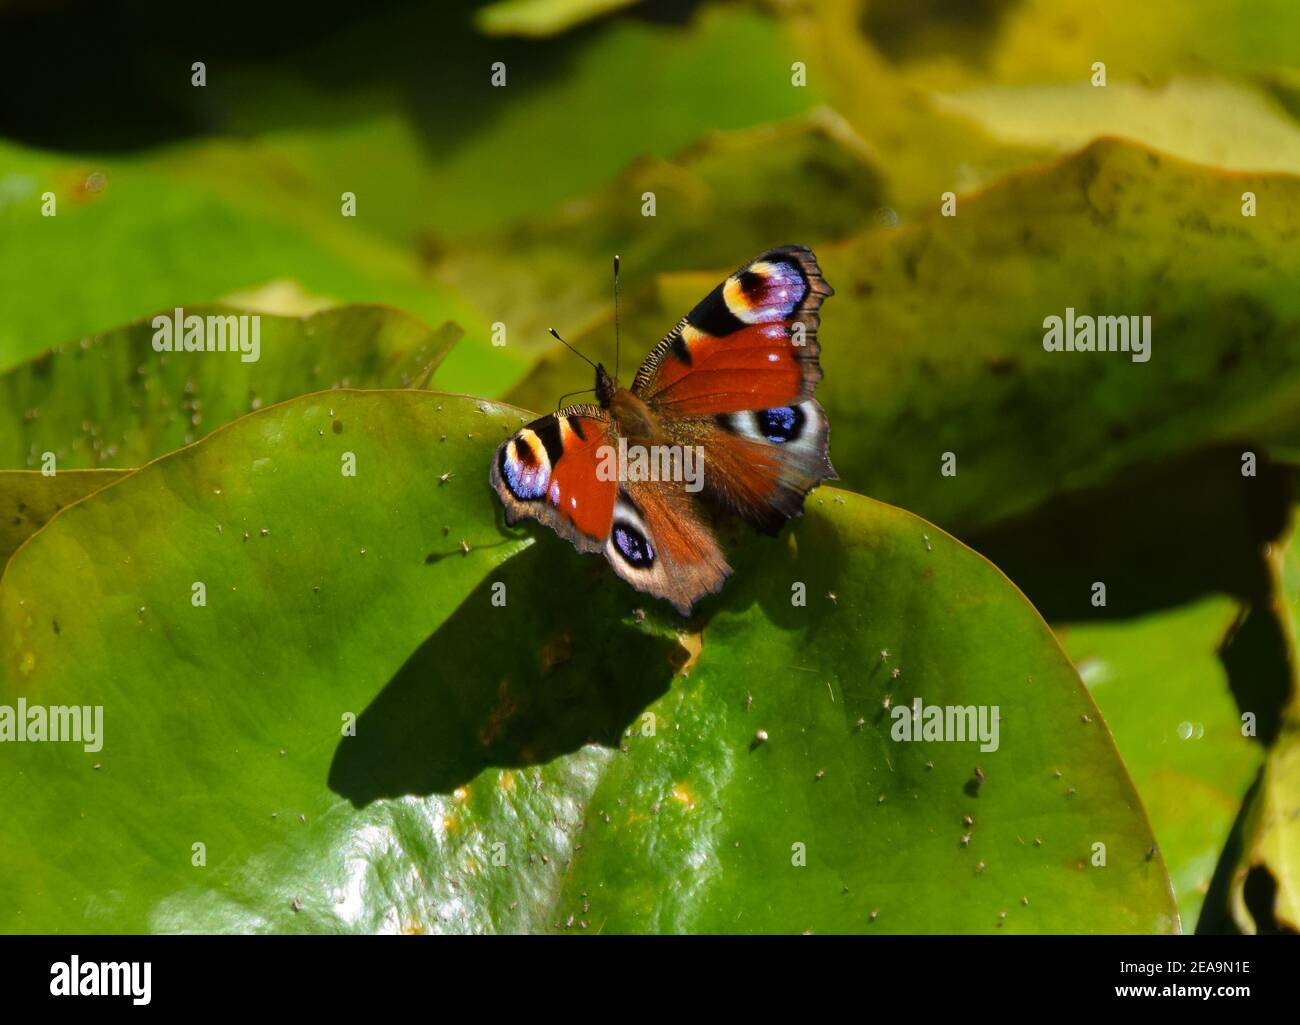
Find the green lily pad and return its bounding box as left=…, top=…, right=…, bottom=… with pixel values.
left=867, top=0, right=1300, bottom=85
left=932, top=78, right=1300, bottom=176
left=1058, top=599, right=1264, bottom=929
left=0, top=304, right=458, bottom=470
left=0, top=470, right=129, bottom=569
left=0, top=389, right=1173, bottom=932
left=0, top=141, right=486, bottom=375
left=0, top=305, right=463, bottom=562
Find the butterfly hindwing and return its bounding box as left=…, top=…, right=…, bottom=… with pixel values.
left=491, top=408, right=732, bottom=614
left=604, top=482, right=731, bottom=616
left=665, top=398, right=834, bottom=535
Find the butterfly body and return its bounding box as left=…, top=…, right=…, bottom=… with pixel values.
left=600, top=370, right=658, bottom=442
left=491, top=246, right=836, bottom=615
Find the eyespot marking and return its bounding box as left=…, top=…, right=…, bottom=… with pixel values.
left=612, top=522, right=654, bottom=567
left=499, top=428, right=550, bottom=500
left=756, top=405, right=805, bottom=444
left=723, top=259, right=807, bottom=324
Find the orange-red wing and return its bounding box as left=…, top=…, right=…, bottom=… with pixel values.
left=632, top=245, right=831, bottom=417
left=490, top=406, right=617, bottom=552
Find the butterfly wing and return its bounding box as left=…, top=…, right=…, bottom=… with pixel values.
left=634, top=246, right=836, bottom=533
left=491, top=406, right=731, bottom=614
left=491, top=405, right=618, bottom=555
left=606, top=481, right=731, bottom=616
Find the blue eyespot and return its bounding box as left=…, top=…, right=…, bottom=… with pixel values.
left=499, top=439, right=548, bottom=500
left=613, top=522, right=654, bottom=567
left=743, top=262, right=805, bottom=322
left=758, top=405, right=804, bottom=444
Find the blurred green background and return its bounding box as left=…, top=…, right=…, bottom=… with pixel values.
left=0, top=0, right=1297, bottom=933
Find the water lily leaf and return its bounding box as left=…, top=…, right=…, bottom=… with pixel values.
left=0, top=390, right=1173, bottom=932
left=0, top=469, right=129, bottom=569
left=0, top=306, right=462, bottom=574
left=932, top=78, right=1300, bottom=176
left=0, top=305, right=459, bottom=470
left=1059, top=599, right=1264, bottom=928
left=0, top=141, right=485, bottom=374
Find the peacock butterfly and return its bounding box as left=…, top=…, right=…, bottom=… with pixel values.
left=490, top=245, right=836, bottom=615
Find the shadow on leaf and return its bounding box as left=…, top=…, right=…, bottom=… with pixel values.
left=329, top=532, right=688, bottom=806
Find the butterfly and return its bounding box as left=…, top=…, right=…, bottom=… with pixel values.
left=490, top=246, right=836, bottom=615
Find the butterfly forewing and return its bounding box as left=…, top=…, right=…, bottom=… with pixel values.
left=491, top=406, right=617, bottom=554
left=638, top=245, right=837, bottom=534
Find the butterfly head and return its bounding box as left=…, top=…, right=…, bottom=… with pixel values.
left=595, top=362, right=617, bottom=407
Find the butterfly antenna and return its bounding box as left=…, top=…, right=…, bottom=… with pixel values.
left=613, top=254, right=621, bottom=381
left=548, top=327, right=597, bottom=370
left=555, top=386, right=596, bottom=409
